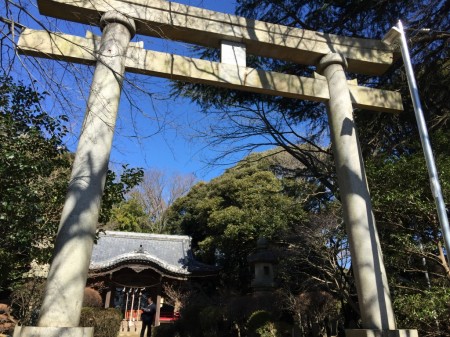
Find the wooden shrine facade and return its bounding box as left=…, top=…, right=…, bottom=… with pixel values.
left=87, top=231, right=218, bottom=327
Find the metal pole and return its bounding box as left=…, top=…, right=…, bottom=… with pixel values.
left=396, top=20, right=450, bottom=265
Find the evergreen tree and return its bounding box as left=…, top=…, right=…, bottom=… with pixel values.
left=0, top=77, right=143, bottom=294
left=167, top=151, right=311, bottom=291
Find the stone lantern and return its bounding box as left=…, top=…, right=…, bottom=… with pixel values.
left=247, top=237, right=277, bottom=291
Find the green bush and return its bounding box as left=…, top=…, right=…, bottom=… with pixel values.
left=80, top=307, right=122, bottom=337
left=394, top=287, right=450, bottom=335
left=256, top=321, right=278, bottom=337
left=257, top=321, right=293, bottom=337
left=199, top=306, right=223, bottom=332
left=152, top=323, right=180, bottom=337
left=247, top=310, right=273, bottom=337
left=177, top=304, right=204, bottom=336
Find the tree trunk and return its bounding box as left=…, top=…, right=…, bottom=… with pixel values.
left=437, top=241, right=450, bottom=280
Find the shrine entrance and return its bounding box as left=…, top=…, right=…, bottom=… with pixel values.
left=87, top=231, right=218, bottom=333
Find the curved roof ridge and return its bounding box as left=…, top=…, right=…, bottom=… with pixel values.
left=89, top=231, right=218, bottom=278
left=89, top=251, right=189, bottom=275
left=103, top=230, right=191, bottom=241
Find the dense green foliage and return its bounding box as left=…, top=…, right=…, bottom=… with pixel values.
left=393, top=287, right=450, bottom=335
left=365, top=132, right=450, bottom=335
left=79, top=307, right=122, bottom=337
left=166, top=144, right=449, bottom=335
left=152, top=323, right=179, bottom=337
left=164, top=146, right=450, bottom=336
left=0, top=76, right=71, bottom=293
left=0, top=77, right=143, bottom=294
left=104, top=191, right=149, bottom=232
left=246, top=310, right=274, bottom=337
left=99, top=166, right=144, bottom=225
left=167, top=152, right=311, bottom=290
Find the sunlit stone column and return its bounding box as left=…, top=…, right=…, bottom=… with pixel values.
left=14, top=11, right=135, bottom=337
left=317, top=53, right=396, bottom=332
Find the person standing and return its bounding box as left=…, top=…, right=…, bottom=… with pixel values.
left=140, top=297, right=156, bottom=337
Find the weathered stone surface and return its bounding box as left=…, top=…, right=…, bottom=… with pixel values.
left=319, top=53, right=395, bottom=330
left=13, top=326, right=93, bottom=337
left=17, top=29, right=403, bottom=113
left=346, top=329, right=419, bottom=337
left=221, top=40, right=246, bottom=67
left=36, top=0, right=395, bottom=75
left=35, top=11, right=135, bottom=328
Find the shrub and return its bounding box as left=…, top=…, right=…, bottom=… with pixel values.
left=256, top=321, right=278, bottom=337
left=199, top=306, right=223, bottom=331
left=152, top=323, right=180, bottom=337
left=83, top=288, right=103, bottom=308
left=198, top=306, right=225, bottom=337
left=10, top=279, right=45, bottom=326
left=80, top=307, right=122, bottom=337
left=177, top=304, right=203, bottom=337
left=247, top=310, right=273, bottom=337
left=394, top=287, right=450, bottom=336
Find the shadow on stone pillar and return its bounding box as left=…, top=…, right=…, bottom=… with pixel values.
left=13, top=10, right=136, bottom=337
left=316, top=53, right=418, bottom=337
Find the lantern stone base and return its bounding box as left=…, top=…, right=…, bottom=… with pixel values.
left=346, top=329, right=418, bottom=337
left=13, top=326, right=93, bottom=337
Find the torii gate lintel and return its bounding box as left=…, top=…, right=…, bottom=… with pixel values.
left=37, top=0, right=395, bottom=76
left=17, top=28, right=403, bottom=113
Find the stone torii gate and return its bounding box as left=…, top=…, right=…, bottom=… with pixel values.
left=15, top=1, right=416, bottom=337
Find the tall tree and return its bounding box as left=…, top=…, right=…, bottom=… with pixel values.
left=136, top=169, right=196, bottom=233
left=166, top=150, right=314, bottom=291
left=0, top=77, right=143, bottom=294
left=365, top=131, right=450, bottom=335
left=173, top=0, right=449, bottom=185
left=105, top=169, right=196, bottom=233
left=103, top=191, right=149, bottom=233
left=0, top=76, right=70, bottom=293
left=170, top=1, right=450, bottom=334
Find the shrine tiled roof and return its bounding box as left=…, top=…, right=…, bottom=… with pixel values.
left=89, top=231, right=218, bottom=278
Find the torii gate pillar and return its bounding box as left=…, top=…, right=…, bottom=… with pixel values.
left=14, top=11, right=135, bottom=337
left=318, top=54, right=417, bottom=337
left=318, top=53, right=396, bottom=331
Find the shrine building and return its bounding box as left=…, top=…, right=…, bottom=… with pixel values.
left=87, top=231, right=218, bottom=327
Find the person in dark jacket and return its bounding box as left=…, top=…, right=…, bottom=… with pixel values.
left=140, top=297, right=156, bottom=337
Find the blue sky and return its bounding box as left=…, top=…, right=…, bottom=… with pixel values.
left=107, top=0, right=240, bottom=181
left=13, top=0, right=243, bottom=182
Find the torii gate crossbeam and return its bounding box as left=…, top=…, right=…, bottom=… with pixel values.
left=39, top=0, right=393, bottom=75
left=13, top=1, right=417, bottom=337
left=17, top=29, right=403, bottom=113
